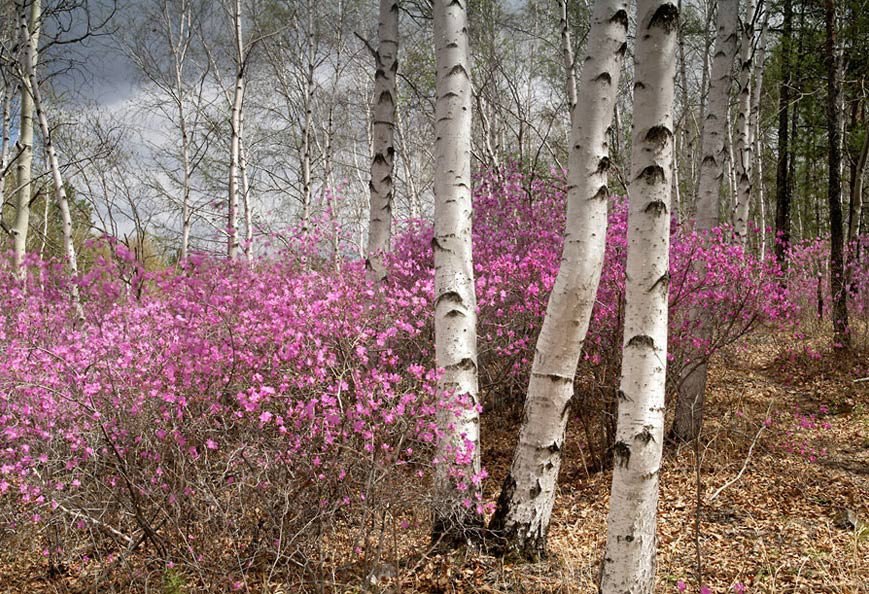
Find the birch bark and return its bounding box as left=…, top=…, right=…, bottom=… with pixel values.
left=489, top=0, right=628, bottom=559
left=559, top=0, right=578, bottom=124
left=12, top=0, right=40, bottom=278
left=24, top=25, right=84, bottom=318
left=430, top=0, right=481, bottom=546
left=600, top=1, right=677, bottom=590
left=0, top=80, right=10, bottom=204
left=227, top=0, right=245, bottom=260
left=732, top=0, right=757, bottom=245
left=694, top=0, right=738, bottom=230
left=365, top=0, right=398, bottom=283
left=671, top=0, right=738, bottom=442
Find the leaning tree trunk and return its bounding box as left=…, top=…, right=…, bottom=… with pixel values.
left=365, top=0, right=398, bottom=283
left=825, top=0, right=850, bottom=348
left=488, top=0, right=628, bottom=560
left=12, top=0, right=40, bottom=278
left=430, top=0, right=482, bottom=547
left=671, top=0, right=739, bottom=443
left=25, top=28, right=84, bottom=318
left=732, top=0, right=757, bottom=245
left=600, top=1, right=677, bottom=591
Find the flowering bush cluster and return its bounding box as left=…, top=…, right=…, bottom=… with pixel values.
left=787, top=235, right=869, bottom=345
left=0, top=249, right=472, bottom=588
left=1, top=166, right=801, bottom=586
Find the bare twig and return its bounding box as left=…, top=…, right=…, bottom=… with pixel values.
left=708, top=403, right=772, bottom=501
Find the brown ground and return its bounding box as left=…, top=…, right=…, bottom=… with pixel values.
left=2, top=329, right=867, bottom=593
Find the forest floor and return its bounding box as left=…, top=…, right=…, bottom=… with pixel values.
left=422, top=326, right=869, bottom=594
left=2, top=326, right=867, bottom=593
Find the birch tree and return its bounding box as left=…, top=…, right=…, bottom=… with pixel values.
left=26, top=42, right=84, bottom=317
left=11, top=0, right=40, bottom=278
left=489, top=0, right=628, bottom=559
left=124, top=0, right=210, bottom=262
left=8, top=7, right=85, bottom=315
left=365, top=0, right=398, bottom=282
left=599, top=0, right=677, bottom=590
left=0, top=75, right=11, bottom=206
left=430, top=0, right=481, bottom=546
left=671, top=0, right=738, bottom=442
left=227, top=0, right=246, bottom=260
left=559, top=0, right=578, bottom=124
left=732, top=0, right=758, bottom=245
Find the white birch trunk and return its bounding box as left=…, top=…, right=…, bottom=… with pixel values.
left=0, top=81, right=10, bottom=203
left=560, top=0, right=578, bottom=124
left=179, top=109, right=192, bottom=261
left=732, top=0, right=757, bottom=245
left=431, top=0, right=481, bottom=546
left=600, top=2, right=677, bottom=588
left=694, top=0, right=738, bottom=230
left=12, top=0, right=40, bottom=278
left=300, top=6, right=315, bottom=237
left=240, top=127, right=253, bottom=260
left=489, top=0, right=628, bottom=559
left=175, top=68, right=193, bottom=261
left=395, top=107, right=420, bottom=219
left=672, top=0, right=738, bottom=442
left=26, top=34, right=84, bottom=318
left=365, top=0, right=398, bottom=283
left=227, top=0, right=244, bottom=260
left=751, top=11, right=769, bottom=256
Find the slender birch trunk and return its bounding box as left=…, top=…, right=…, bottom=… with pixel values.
left=0, top=81, right=10, bottom=203
left=694, top=0, right=738, bottom=230
left=39, top=191, right=48, bottom=261
left=25, top=37, right=84, bottom=318
left=240, top=126, right=253, bottom=260
left=732, top=0, right=757, bottom=245
left=179, top=108, right=193, bottom=260
left=726, top=107, right=738, bottom=214
left=488, top=0, right=628, bottom=559
left=600, top=1, right=677, bottom=590
left=848, top=127, right=868, bottom=244
left=395, top=107, right=420, bottom=219
left=430, top=0, right=481, bottom=546
left=751, top=11, right=769, bottom=257
left=300, top=5, right=315, bottom=236
left=227, top=0, right=245, bottom=260
left=365, top=0, right=398, bottom=283
left=671, top=0, right=738, bottom=443
left=168, top=0, right=194, bottom=262
left=12, top=0, right=40, bottom=278
left=559, top=0, right=578, bottom=124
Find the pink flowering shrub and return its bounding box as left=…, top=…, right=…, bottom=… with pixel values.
left=389, top=167, right=794, bottom=466
left=0, top=250, right=475, bottom=588
left=1, top=166, right=801, bottom=586
left=787, top=235, right=869, bottom=345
